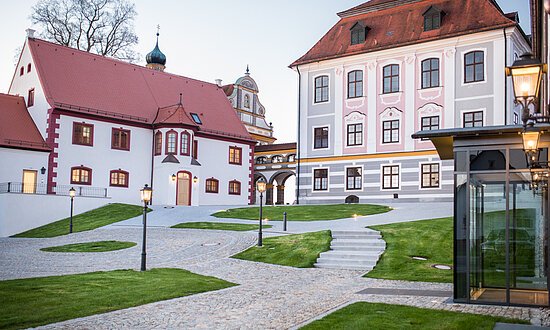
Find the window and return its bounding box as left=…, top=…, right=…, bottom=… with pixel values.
left=287, top=154, right=296, bottom=162
left=350, top=23, right=367, bottom=45
left=514, top=112, right=519, bottom=125
left=229, top=146, right=242, bottom=165
left=165, top=130, right=177, bottom=154
left=464, top=51, right=484, bottom=83
left=313, top=169, right=328, bottom=191
left=256, top=156, right=267, bottom=164
left=423, top=8, right=442, bottom=31
left=180, top=131, right=190, bottom=155
left=383, top=64, right=399, bottom=93
left=205, top=178, right=219, bottom=193
left=72, top=122, right=94, bottom=146
left=71, top=166, right=92, bottom=185
left=382, top=120, right=399, bottom=143
left=190, top=113, right=202, bottom=125
left=314, top=76, right=329, bottom=103
left=347, top=70, right=363, bottom=98
left=421, top=58, right=439, bottom=88
left=27, top=63, right=32, bottom=73
left=382, top=165, right=399, bottom=189
left=192, top=140, right=198, bottom=159
left=346, top=167, right=362, bottom=190
left=110, top=170, right=129, bottom=187
left=314, top=127, right=329, bottom=149
left=244, top=94, right=250, bottom=109
left=27, top=88, right=34, bottom=107
left=420, top=115, right=439, bottom=140
left=154, top=131, right=162, bottom=155
left=111, top=128, right=130, bottom=150
left=421, top=163, right=439, bottom=188
left=229, top=180, right=241, bottom=195
left=347, top=123, right=363, bottom=146
left=20, top=67, right=24, bottom=76
left=272, top=155, right=284, bottom=163
left=463, top=111, right=483, bottom=128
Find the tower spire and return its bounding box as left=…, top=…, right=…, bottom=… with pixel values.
left=146, top=25, right=167, bottom=72
left=245, top=65, right=250, bottom=75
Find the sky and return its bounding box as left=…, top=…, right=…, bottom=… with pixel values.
left=0, top=0, right=531, bottom=144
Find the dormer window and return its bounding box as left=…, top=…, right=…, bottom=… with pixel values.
left=190, top=113, right=202, bottom=125
left=350, top=22, right=369, bottom=45
left=423, top=6, right=444, bottom=32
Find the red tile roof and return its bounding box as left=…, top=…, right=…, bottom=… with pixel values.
left=0, top=93, right=50, bottom=152
left=27, top=38, right=253, bottom=143
left=255, top=142, right=297, bottom=153
left=291, top=0, right=519, bottom=67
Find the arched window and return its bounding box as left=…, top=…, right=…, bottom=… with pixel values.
left=154, top=131, right=162, bottom=155
left=347, top=70, right=363, bottom=98
left=287, top=154, right=296, bottom=162
left=383, top=64, right=399, bottom=93
left=421, top=58, right=439, bottom=88
left=27, top=63, right=32, bottom=73
left=229, top=180, right=241, bottom=195
left=272, top=155, right=284, bottom=163
left=71, top=166, right=92, bottom=185
left=165, top=130, right=177, bottom=154
left=180, top=131, right=191, bottom=156
left=205, top=178, right=219, bottom=193
left=19, top=67, right=24, bottom=76
left=244, top=94, right=250, bottom=109
left=110, top=170, right=129, bottom=187
left=464, top=51, right=484, bottom=83
left=256, top=156, right=267, bottom=164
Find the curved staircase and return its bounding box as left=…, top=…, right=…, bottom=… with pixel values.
left=314, top=230, right=385, bottom=271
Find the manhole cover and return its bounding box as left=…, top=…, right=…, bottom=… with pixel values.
left=432, top=264, right=452, bottom=270
left=164, top=206, right=174, bottom=209
left=411, top=256, right=428, bottom=261
left=201, top=243, right=221, bottom=247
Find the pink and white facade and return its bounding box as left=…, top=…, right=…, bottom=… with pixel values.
left=291, top=0, right=530, bottom=203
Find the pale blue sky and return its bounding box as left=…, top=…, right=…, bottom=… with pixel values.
left=0, top=0, right=530, bottom=143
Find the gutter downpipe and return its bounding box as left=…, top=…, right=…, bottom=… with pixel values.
left=150, top=108, right=160, bottom=204
left=296, top=66, right=301, bottom=205
left=504, top=28, right=508, bottom=125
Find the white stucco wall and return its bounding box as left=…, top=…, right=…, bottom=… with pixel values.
left=0, top=193, right=110, bottom=237
left=0, top=147, right=49, bottom=184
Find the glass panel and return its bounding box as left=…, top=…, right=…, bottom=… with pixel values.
left=455, top=174, right=469, bottom=300
left=469, top=175, right=507, bottom=303
left=509, top=172, right=548, bottom=306
left=470, top=150, right=506, bottom=171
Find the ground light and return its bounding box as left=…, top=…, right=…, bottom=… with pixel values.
left=140, top=184, right=152, bottom=271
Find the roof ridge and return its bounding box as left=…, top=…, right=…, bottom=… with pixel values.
left=338, top=0, right=423, bottom=18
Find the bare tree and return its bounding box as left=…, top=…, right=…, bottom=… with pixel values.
left=30, top=0, right=139, bottom=61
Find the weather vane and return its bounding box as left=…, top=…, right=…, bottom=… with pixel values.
left=156, top=24, right=160, bottom=36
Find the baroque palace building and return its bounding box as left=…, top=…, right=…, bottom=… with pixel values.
left=290, top=0, right=530, bottom=204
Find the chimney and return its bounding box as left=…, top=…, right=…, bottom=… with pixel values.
left=215, top=79, right=222, bottom=87
left=26, top=28, right=36, bottom=39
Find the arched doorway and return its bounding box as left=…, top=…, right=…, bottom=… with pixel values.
left=176, top=171, right=192, bottom=206
left=269, top=171, right=296, bottom=205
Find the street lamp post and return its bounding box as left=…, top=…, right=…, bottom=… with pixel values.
left=69, top=187, right=76, bottom=233
left=140, top=184, right=152, bottom=271
left=256, top=178, right=267, bottom=247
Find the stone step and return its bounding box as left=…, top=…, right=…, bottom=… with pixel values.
left=331, top=245, right=385, bottom=252
left=320, top=251, right=381, bottom=261
left=332, top=230, right=381, bottom=236
left=332, top=239, right=386, bottom=247
left=316, top=257, right=378, bottom=267
left=332, top=233, right=382, bottom=239
left=314, top=262, right=374, bottom=271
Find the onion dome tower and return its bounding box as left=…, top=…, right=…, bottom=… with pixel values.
left=146, top=26, right=166, bottom=72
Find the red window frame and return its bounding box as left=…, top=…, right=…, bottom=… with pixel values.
left=229, top=146, right=242, bottom=165
left=109, top=169, right=129, bottom=188
left=111, top=128, right=131, bottom=151
left=71, top=166, right=92, bottom=185
left=27, top=88, right=35, bottom=107
left=205, top=178, right=219, bottom=193
left=27, top=63, right=32, bottom=73
left=154, top=131, right=162, bottom=155
left=228, top=180, right=241, bottom=195
left=165, top=130, right=178, bottom=154
left=180, top=131, right=191, bottom=156
left=72, top=122, right=94, bottom=146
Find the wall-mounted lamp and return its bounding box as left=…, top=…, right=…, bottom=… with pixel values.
left=171, top=174, right=176, bottom=182
left=193, top=176, right=198, bottom=184
left=506, top=52, right=547, bottom=126
left=40, top=167, right=46, bottom=175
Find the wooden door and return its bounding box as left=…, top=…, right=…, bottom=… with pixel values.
left=176, top=171, right=191, bottom=206
left=22, top=170, right=37, bottom=194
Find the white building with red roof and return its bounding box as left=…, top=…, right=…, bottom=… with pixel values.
left=4, top=30, right=255, bottom=210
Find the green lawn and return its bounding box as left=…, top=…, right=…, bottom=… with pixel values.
left=366, top=217, right=453, bottom=282
left=171, top=222, right=272, bottom=231
left=301, top=302, right=528, bottom=330
left=12, top=203, right=149, bottom=238
left=0, top=268, right=236, bottom=329
left=232, top=230, right=331, bottom=268
left=40, top=241, right=136, bottom=253
left=212, top=204, right=390, bottom=221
